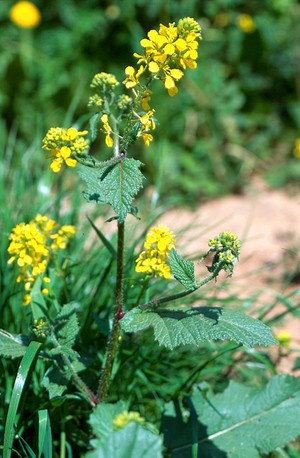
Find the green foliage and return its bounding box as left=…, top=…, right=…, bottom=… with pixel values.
left=3, top=341, right=42, bottom=458
left=169, top=249, right=196, bottom=291
left=86, top=402, right=163, bottom=458
left=120, top=306, right=277, bottom=350
left=0, top=330, right=31, bottom=359
left=163, top=375, right=300, bottom=457
left=78, top=158, right=144, bottom=222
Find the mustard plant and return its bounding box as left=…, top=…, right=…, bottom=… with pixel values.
left=4, top=18, right=299, bottom=458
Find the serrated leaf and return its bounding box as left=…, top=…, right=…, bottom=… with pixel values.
left=42, top=367, right=70, bottom=398
left=54, top=303, right=79, bottom=349
left=78, top=158, right=144, bottom=222
left=120, top=307, right=277, bottom=350
left=163, top=375, right=300, bottom=458
left=169, top=249, right=196, bottom=291
left=0, top=330, right=31, bottom=358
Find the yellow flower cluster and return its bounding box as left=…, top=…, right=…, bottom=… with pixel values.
left=42, top=127, right=89, bottom=172
left=124, top=17, right=201, bottom=97
left=88, top=72, right=120, bottom=109
left=112, top=411, right=145, bottom=429
left=8, top=214, right=75, bottom=305
left=9, top=1, right=41, bottom=29
left=136, top=226, right=176, bottom=279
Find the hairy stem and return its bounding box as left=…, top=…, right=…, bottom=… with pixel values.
left=96, top=221, right=125, bottom=403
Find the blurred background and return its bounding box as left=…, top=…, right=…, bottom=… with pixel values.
left=1, top=0, right=300, bottom=208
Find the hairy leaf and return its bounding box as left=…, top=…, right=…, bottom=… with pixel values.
left=0, top=330, right=31, bottom=358
left=54, top=302, right=79, bottom=349
left=120, top=307, right=277, bottom=349
left=78, top=158, right=144, bottom=222
left=42, top=367, right=70, bottom=398
left=169, top=249, right=196, bottom=291
left=163, top=375, right=300, bottom=458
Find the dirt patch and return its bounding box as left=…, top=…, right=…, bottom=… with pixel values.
left=157, top=178, right=300, bottom=373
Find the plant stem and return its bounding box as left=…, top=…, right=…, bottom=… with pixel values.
left=96, top=221, right=125, bottom=403
left=51, top=333, right=96, bottom=406
left=139, top=262, right=225, bottom=310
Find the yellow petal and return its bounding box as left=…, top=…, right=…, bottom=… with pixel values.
left=148, top=61, right=160, bottom=73
left=65, top=157, right=77, bottom=168
left=164, top=75, right=175, bottom=89
left=164, top=43, right=175, bottom=55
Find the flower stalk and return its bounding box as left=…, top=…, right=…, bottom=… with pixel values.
left=96, top=221, right=125, bottom=403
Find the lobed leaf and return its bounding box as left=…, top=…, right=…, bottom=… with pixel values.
left=78, top=158, right=144, bottom=222
left=163, top=375, right=300, bottom=457
left=169, top=249, right=196, bottom=291
left=120, top=307, right=277, bottom=350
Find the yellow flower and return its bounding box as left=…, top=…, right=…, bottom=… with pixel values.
left=136, top=109, right=156, bottom=147
left=10, top=1, right=41, bottom=29
left=113, top=411, right=145, bottom=429
left=237, top=14, right=256, bottom=33
left=101, top=114, right=114, bottom=147
left=293, top=139, right=300, bottom=158
left=8, top=215, right=76, bottom=305
left=125, top=18, right=201, bottom=96
left=136, top=226, right=176, bottom=279
left=276, top=330, right=292, bottom=349
left=42, top=127, right=89, bottom=173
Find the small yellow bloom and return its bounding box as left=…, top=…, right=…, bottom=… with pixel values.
left=276, top=330, right=292, bottom=349
left=237, top=14, right=256, bottom=33
left=113, top=411, right=145, bottom=430
left=10, top=1, right=41, bottom=29
left=293, top=139, right=300, bottom=158
left=101, top=114, right=114, bottom=147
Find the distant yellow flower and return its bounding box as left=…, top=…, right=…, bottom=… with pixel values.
left=136, top=226, right=176, bottom=279
left=113, top=411, right=145, bottom=429
left=276, top=330, right=292, bottom=349
left=237, top=14, right=256, bottom=33
left=10, top=1, right=41, bottom=29
left=293, top=139, right=300, bottom=158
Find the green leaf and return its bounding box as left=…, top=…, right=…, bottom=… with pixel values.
left=42, top=367, right=70, bottom=398
left=30, top=276, right=48, bottom=320
left=163, top=375, right=300, bottom=458
left=78, top=158, right=144, bottom=222
left=86, top=403, right=162, bottom=458
left=3, top=341, right=42, bottom=458
left=169, top=249, right=196, bottom=291
left=38, top=410, right=52, bottom=458
left=120, top=307, right=277, bottom=350
left=54, top=302, right=79, bottom=349
left=0, top=329, right=31, bottom=358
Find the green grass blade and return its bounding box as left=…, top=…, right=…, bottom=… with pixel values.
left=3, top=341, right=42, bottom=458
left=87, top=215, right=117, bottom=258
left=38, top=409, right=52, bottom=458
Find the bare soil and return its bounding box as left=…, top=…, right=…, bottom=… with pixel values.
left=157, top=178, right=300, bottom=373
